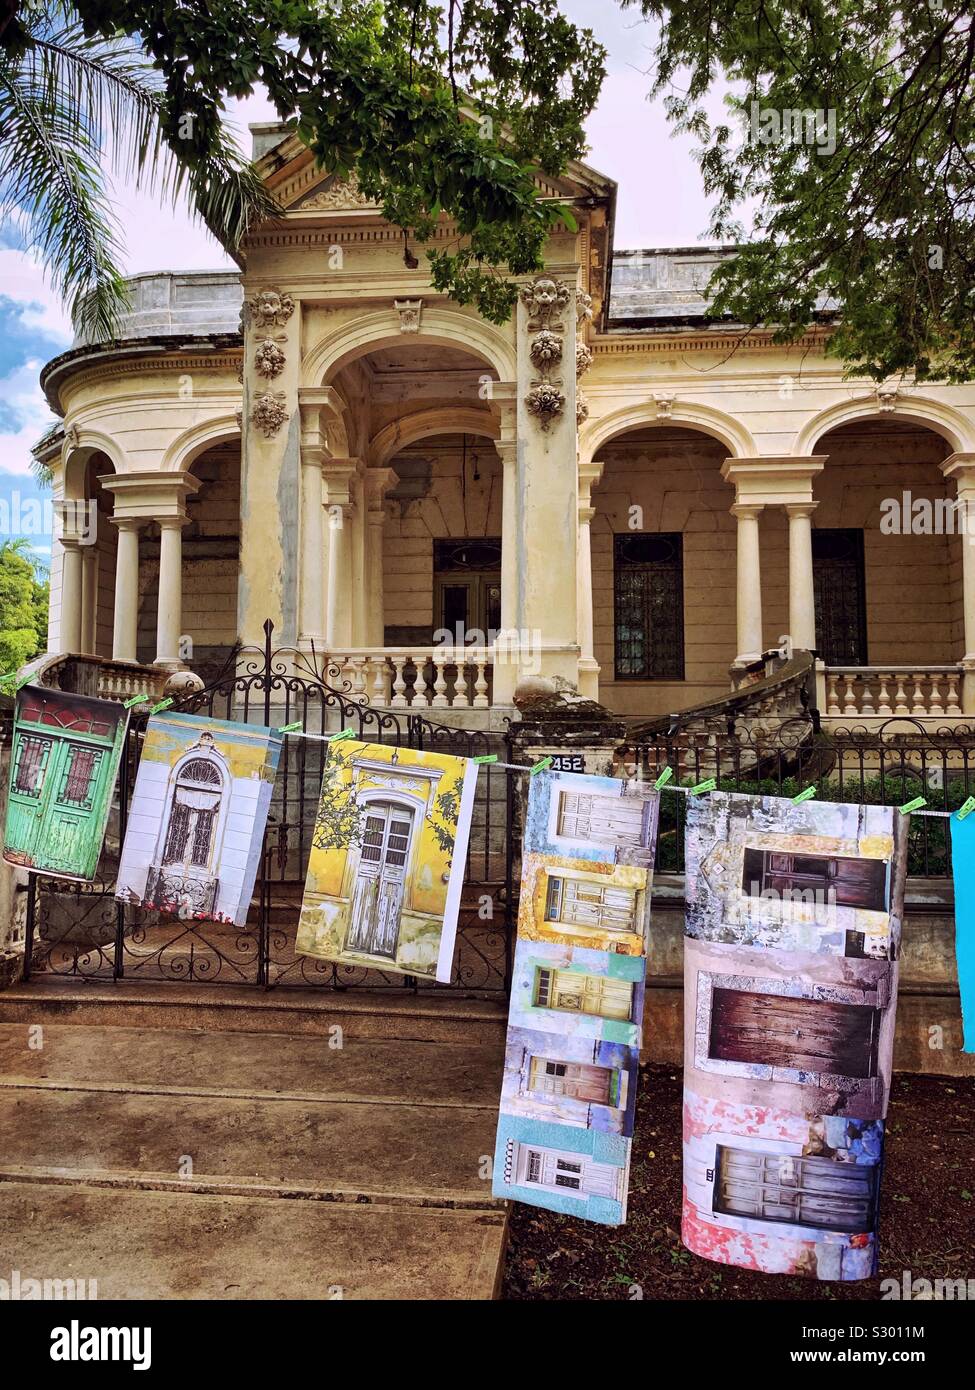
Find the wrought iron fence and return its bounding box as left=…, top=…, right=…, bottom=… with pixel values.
left=24, top=622, right=517, bottom=995
left=629, top=715, right=975, bottom=879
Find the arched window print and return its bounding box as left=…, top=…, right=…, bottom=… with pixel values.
left=161, top=755, right=224, bottom=872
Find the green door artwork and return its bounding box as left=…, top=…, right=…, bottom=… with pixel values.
left=4, top=687, right=129, bottom=881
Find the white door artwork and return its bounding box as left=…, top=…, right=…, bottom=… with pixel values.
left=346, top=802, right=414, bottom=958
left=151, top=756, right=224, bottom=915
left=556, top=791, right=653, bottom=862
left=514, top=1142, right=622, bottom=1200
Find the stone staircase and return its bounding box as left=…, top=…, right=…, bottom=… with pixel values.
left=0, top=987, right=509, bottom=1299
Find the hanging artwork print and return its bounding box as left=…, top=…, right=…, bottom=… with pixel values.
left=116, top=712, right=283, bottom=926
left=681, top=792, right=907, bottom=1280
left=3, top=685, right=129, bottom=881
left=492, top=771, right=660, bottom=1226
left=294, top=740, right=479, bottom=983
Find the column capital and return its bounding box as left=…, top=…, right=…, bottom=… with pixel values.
left=785, top=500, right=819, bottom=519
left=730, top=501, right=765, bottom=520
left=578, top=505, right=596, bottom=525
left=942, top=452, right=975, bottom=489
left=722, top=455, right=826, bottom=506
left=364, top=466, right=396, bottom=509
left=109, top=516, right=144, bottom=533
left=99, top=470, right=201, bottom=524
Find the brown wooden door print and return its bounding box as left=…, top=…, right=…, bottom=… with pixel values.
left=528, top=1057, right=615, bottom=1103
left=742, top=849, right=888, bottom=911
left=709, top=988, right=881, bottom=1077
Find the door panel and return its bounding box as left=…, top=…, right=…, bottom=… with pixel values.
left=709, top=988, right=880, bottom=1077
left=715, top=1145, right=879, bottom=1233
left=536, top=967, right=633, bottom=1021
left=528, top=1057, right=615, bottom=1103
left=346, top=804, right=412, bottom=957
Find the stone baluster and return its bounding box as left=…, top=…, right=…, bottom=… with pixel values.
left=390, top=657, right=408, bottom=708
left=860, top=676, right=875, bottom=715
left=946, top=671, right=962, bottom=715
left=893, top=674, right=910, bottom=715
left=473, top=655, right=490, bottom=709
left=412, top=657, right=429, bottom=708
left=876, top=674, right=892, bottom=715
left=452, top=658, right=469, bottom=708
left=826, top=672, right=841, bottom=716
left=432, top=650, right=449, bottom=707
left=911, top=673, right=927, bottom=715
left=929, top=672, right=944, bottom=715
left=842, top=674, right=858, bottom=715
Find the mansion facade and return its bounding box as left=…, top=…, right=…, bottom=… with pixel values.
left=35, top=124, right=975, bottom=729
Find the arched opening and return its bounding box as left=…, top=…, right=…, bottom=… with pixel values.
left=83, top=452, right=116, bottom=658
left=134, top=436, right=241, bottom=681
left=811, top=419, right=956, bottom=669
left=590, top=424, right=735, bottom=717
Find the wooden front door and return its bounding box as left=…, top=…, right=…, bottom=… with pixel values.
left=557, top=792, right=652, bottom=859
left=528, top=1057, right=617, bottom=1104
left=6, top=732, right=112, bottom=877
left=709, top=988, right=881, bottom=1078
left=346, top=802, right=413, bottom=958
left=742, top=849, right=888, bottom=911
left=535, top=967, right=633, bottom=1021
left=714, top=1145, right=879, bottom=1234
left=545, top=876, right=639, bottom=934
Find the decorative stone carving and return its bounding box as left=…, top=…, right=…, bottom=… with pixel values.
left=254, top=338, right=286, bottom=379
left=575, top=342, right=593, bottom=377
left=576, top=290, right=594, bottom=326
left=653, top=392, right=676, bottom=418
left=243, top=286, right=295, bottom=330
left=875, top=383, right=900, bottom=411
left=525, top=381, right=565, bottom=430
left=394, top=299, right=423, bottom=333
left=297, top=173, right=375, bottom=210
left=576, top=391, right=590, bottom=426
left=521, top=275, right=572, bottom=331
left=250, top=391, right=289, bottom=438
left=529, top=329, right=563, bottom=370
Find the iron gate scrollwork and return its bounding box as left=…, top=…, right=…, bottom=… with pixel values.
left=23, top=622, right=517, bottom=996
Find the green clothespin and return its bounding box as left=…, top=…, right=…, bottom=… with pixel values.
left=329, top=728, right=355, bottom=743
left=792, top=786, right=816, bottom=805
left=123, top=694, right=150, bottom=709
left=654, top=766, right=673, bottom=790
left=899, top=796, right=927, bottom=815
left=278, top=720, right=303, bottom=735
left=149, top=696, right=173, bottom=714
left=689, top=777, right=717, bottom=795
left=473, top=754, right=498, bottom=764
left=955, top=796, right=975, bottom=822
left=530, top=756, right=553, bottom=775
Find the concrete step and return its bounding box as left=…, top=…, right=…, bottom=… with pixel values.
left=0, top=1023, right=503, bottom=1108
left=0, top=1181, right=507, bottom=1300
left=0, top=980, right=509, bottom=1045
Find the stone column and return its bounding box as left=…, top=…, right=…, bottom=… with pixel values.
left=493, top=391, right=520, bottom=704
left=364, top=469, right=394, bottom=647
left=58, top=537, right=83, bottom=654
left=111, top=519, right=141, bottom=663
left=299, top=451, right=325, bottom=646
left=322, top=460, right=358, bottom=651
left=730, top=503, right=765, bottom=665
left=155, top=517, right=186, bottom=668
left=787, top=501, right=818, bottom=652
left=506, top=274, right=580, bottom=697
left=576, top=462, right=601, bottom=697
left=80, top=544, right=98, bottom=654
left=942, top=452, right=975, bottom=712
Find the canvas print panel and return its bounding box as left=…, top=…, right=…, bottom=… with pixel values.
left=500, top=1025, right=639, bottom=1136
left=684, top=936, right=897, bottom=1121
left=295, top=740, right=478, bottom=983
left=682, top=1086, right=883, bottom=1281
left=517, top=851, right=650, bottom=956
left=116, top=712, right=283, bottom=926
left=524, top=769, right=660, bottom=871
left=508, top=938, right=646, bottom=1048
left=4, top=685, right=129, bottom=881
left=493, top=1111, right=632, bottom=1226
left=685, top=792, right=907, bottom=960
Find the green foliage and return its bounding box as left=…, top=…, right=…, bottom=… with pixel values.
left=630, top=0, right=975, bottom=381
left=0, top=537, right=47, bottom=674
left=312, top=757, right=367, bottom=853
left=0, top=1, right=277, bottom=339
left=61, top=0, right=605, bottom=325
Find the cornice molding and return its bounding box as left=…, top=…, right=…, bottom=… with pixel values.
left=591, top=329, right=829, bottom=356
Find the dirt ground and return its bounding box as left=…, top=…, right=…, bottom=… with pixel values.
left=502, top=1068, right=975, bottom=1301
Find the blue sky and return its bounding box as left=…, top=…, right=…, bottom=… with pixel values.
left=0, top=2, right=720, bottom=567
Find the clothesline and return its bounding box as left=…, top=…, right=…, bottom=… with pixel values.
left=278, top=726, right=966, bottom=819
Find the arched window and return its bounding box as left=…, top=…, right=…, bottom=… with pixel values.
left=161, top=755, right=224, bottom=870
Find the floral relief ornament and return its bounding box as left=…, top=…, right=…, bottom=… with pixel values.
left=521, top=275, right=572, bottom=331
left=525, top=381, right=565, bottom=429
left=576, top=342, right=593, bottom=377
left=254, top=338, right=286, bottom=379
left=529, top=329, right=563, bottom=370
left=243, top=286, right=296, bottom=330
left=250, top=391, right=289, bottom=439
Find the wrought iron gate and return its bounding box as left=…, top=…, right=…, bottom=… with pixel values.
left=23, top=623, right=518, bottom=995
